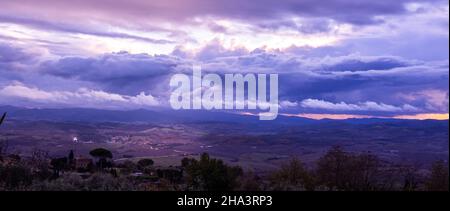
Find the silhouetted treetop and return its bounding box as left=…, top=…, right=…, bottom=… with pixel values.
left=89, top=148, right=113, bottom=159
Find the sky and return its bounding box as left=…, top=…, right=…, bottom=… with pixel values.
left=0, top=0, right=449, bottom=120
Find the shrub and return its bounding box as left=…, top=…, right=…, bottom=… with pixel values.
left=182, top=153, right=243, bottom=191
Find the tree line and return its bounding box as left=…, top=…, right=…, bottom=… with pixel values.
left=0, top=145, right=447, bottom=191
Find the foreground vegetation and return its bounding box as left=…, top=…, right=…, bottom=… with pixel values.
left=0, top=144, right=448, bottom=191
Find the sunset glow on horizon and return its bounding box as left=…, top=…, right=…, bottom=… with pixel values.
left=239, top=112, right=449, bottom=120
left=286, top=113, right=450, bottom=120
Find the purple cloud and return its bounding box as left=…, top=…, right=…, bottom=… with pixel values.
left=20, top=46, right=445, bottom=115
left=1, top=0, right=444, bottom=45
left=0, top=15, right=174, bottom=44
left=1, top=0, right=434, bottom=25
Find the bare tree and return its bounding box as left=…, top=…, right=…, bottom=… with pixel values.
left=426, top=160, right=449, bottom=191
left=316, top=146, right=383, bottom=191
left=0, top=139, right=8, bottom=158
left=270, top=157, right=314, bottom=190
left=399, top=164, right=421, bottom=191
left=0, top=112, right=8, bottom=160
left=29, top=148, right=51, bottom=179
left=0, top=112, right=6, bottom=126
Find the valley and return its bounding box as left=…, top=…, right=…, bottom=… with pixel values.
left=1, top=117, right=447, bottom=173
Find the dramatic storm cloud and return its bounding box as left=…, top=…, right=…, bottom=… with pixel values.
left=0, top=0, right=448, bottom=119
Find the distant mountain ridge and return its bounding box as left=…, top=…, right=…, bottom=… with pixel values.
left=1, top=105, right=447, bottom=125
